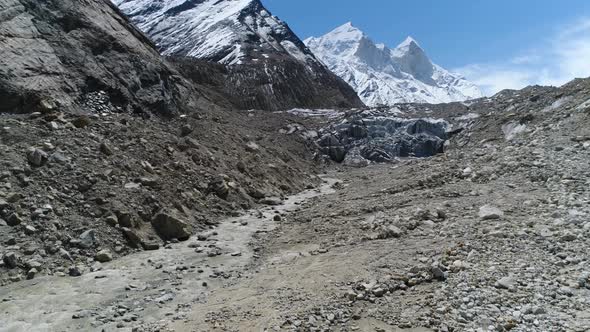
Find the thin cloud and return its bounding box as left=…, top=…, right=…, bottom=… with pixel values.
left=456, top=17, right=590, bottom=96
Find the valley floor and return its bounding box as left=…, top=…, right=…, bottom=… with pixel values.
left=3, top=138, right=590, bottom=331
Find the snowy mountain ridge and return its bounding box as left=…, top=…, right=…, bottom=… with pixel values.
left=112, top=0, right=316, bottom=66
left=112, top=0, right=365, bottom=110
left=305, top=23, right=483, bottom=105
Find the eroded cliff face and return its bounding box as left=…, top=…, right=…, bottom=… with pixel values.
left=0, top=0, right=224, bottom=115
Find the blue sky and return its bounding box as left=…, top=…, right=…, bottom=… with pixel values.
left=263, top=0, right=590, bottom=95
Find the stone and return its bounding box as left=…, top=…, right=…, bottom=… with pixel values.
left=495, top=277, right=516, bottom=291
left=6, top=192, right=23, bottom=203
left=72, top=116, right=91, bottom=128
left=152, top=212, right=192, bottom=241
left=104, top=215, right=118, bottom=227
left=478, top=205, right=504, bottom=220
left=245, top=141, right=260, bottom=152
left=180, top=124, right=192, bottom=136
left=26, top=268, right=38, bottom=280
left=99, top=142, right=114, bottom=156
left=116, top=212, right=134, bottom=228
left=3, top=252, right=18, bottom=269
left=431, top=266, right=448, bottom=281
left=560, top=231, right=577, bottom=242
left=379, top=225, right=402, bottom=239
left=59, top=248, right=73, bottom=261
left=372, top=288, right=386, bottom=297
left=69, top=265, right=83, bottom=277
left=0, top=199, right=9, bottom=209
left=24, top=225, right=37, bottom=235
left=273, top=214, right=282, bottom=221
left=27, top=148, right=48, bottom=167
left=79, top=229, right=97, bottom=248
left=95, top=250, right=113, bottom=263
left=208, top=176, right=230, bottom=199
left=6, top=213, right=23, bottom=226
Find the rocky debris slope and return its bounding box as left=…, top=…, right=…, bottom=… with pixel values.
left=0, top=106, right=320, bottom=285
left=305, top=22, right=483, bottom=106
left=113, top=0, right=365, bottom=111
left=0, top=0, right=227, bottom=116
left=0, top=0, right=322, bottom=285
left=168, top=78, right=590, bottom=332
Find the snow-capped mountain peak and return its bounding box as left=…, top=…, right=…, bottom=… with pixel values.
left=397, top=36, right=420, bottom=49
left=306, top=23, right=483, bottom=105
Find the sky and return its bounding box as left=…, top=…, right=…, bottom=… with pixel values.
left=263, top=0, right=590, bottom=95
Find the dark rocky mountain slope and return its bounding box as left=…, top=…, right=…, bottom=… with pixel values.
left=113, top=0, right=365, bottom=111
left=0, top=0, right=230, bottom=116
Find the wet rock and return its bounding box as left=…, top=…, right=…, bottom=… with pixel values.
left=152, top=212, right=192, bottom=241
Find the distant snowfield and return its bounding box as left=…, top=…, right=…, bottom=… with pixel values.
left=305, top=23, right=483, bottom=106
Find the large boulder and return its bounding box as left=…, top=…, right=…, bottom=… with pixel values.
left=152, top=212, right=192, bottom=241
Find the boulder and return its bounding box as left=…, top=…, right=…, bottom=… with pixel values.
left=6, top=213, right=23, bottom=226
left=152, top=212, right=192, bottom=241
left=95, top=250, right=113, bottom=263
left=208, top=175, right=230, bottom=199
left=27, top=148, right=48, bottom=167
left=478, top=205, right=504, bottom=220
left=79, top=229, right=97, bottom=248
left=2, top=252, right=18, bottom=269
